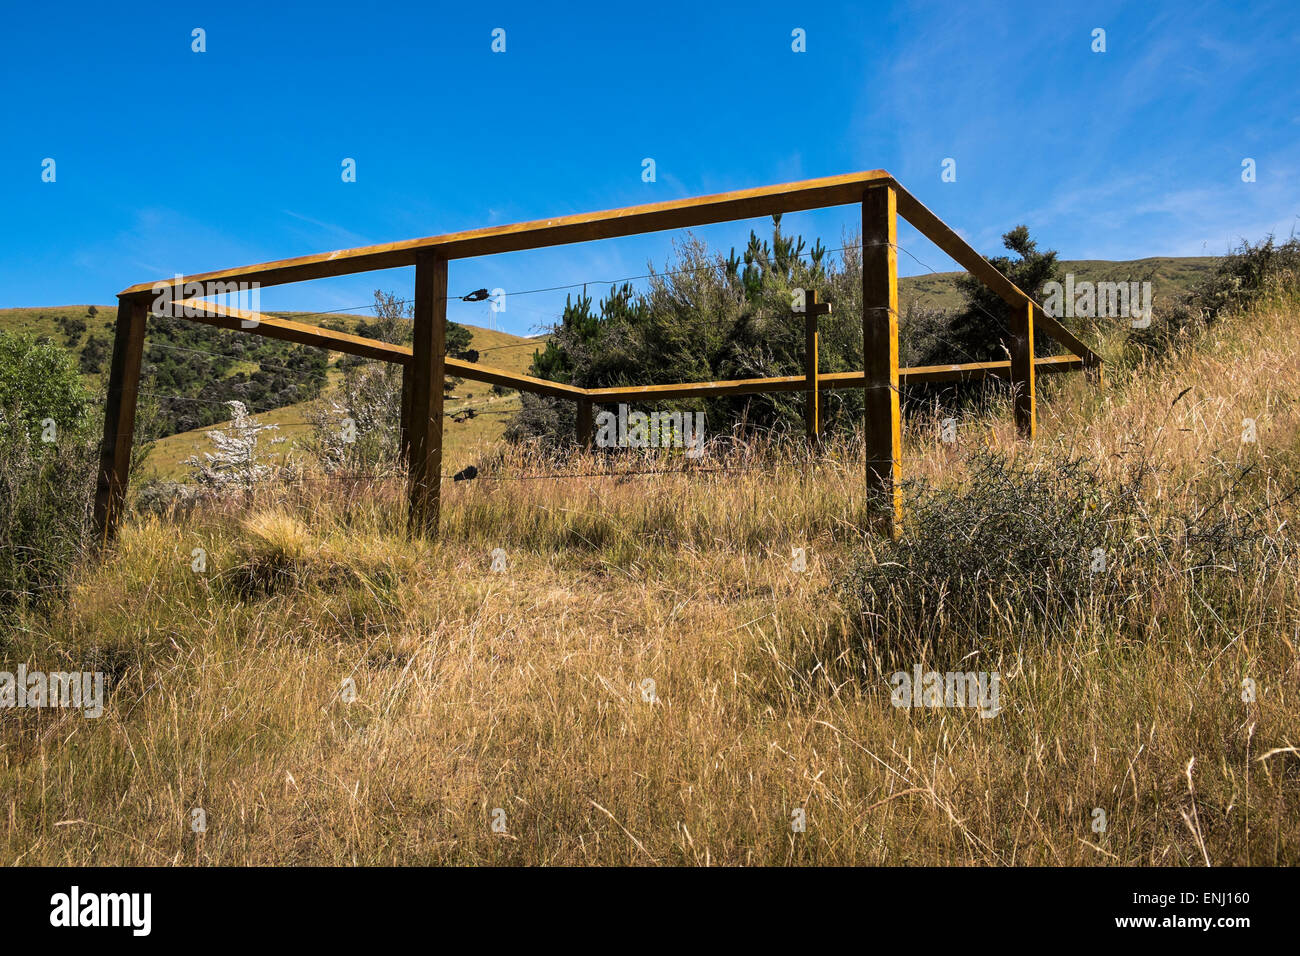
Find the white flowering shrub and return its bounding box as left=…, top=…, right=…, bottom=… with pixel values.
left=184, top=400, right=285, bottom=490
left=305, top=363, right=401, bottom=475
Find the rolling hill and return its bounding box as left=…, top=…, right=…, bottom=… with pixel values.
left=141, top=320, right=547, bottom=480
left=0, top=305, right=547, bottom=480
left=897, top=256, right=1218, bottom=313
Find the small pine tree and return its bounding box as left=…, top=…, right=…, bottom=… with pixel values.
left=937, top=225, right=1062, bottom=364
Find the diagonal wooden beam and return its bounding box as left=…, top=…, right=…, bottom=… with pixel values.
left=169, top=298, right=413, bottom=363
left=444, top=357, right=586, bottom=399
left=168, top=297, right=585, bottom=399
left=890, top=182, right=1101, bottom=367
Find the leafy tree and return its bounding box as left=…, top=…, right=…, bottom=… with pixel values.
left=0, top=333, right=97, bottom=617
left=0, top=331, right=92, bottom=444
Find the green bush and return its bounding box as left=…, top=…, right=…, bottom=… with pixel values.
left=0, top=332, right=98, bottom=619
left=0, top=332, right=92, bottom=443
left=508, top=219, right=873, bottom=445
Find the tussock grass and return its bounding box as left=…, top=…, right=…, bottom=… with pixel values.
left=3, top=295, right=1300, bottom=866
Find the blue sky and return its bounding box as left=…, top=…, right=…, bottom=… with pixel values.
left=3, top=0, right=1298, bottom=335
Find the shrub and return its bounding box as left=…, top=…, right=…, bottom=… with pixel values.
left=1129, top=235, right=1300, bottom=363
left=839, top=447, right=1292, bottom=657
left=0, top=333, right=97, bottom=619
left=0, top=332, right=91, bottom=441
left=184, top=400, right=287, bottom=490
left=841, top=449, right=1144, bottom=649
left=305, top=363, right=403, bottom=475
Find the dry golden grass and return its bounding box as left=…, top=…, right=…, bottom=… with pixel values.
left=2, top=295, right=1299, bottom=866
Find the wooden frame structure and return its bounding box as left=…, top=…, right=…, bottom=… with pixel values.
left=94, top=170, right=1101, bottom=542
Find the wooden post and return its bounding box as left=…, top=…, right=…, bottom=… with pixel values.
left=576, top=397, right=593, bottom=451
left=861, top=185, right=903, bottom=537
left=92, top=295, right=148, bottom=544
left=399, top=362, right=413, bottom=468
left=408, top=252, right=447, bottom=536
left=1010, top=301, right=1036, bottom=439
left=800, top=289, right=831, bottom=446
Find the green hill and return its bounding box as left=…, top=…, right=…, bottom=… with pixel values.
left=142, top=322, right=546, bottom=480
left=898, top=256, right=1218, bottom=314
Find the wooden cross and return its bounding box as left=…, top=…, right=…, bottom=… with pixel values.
left=797, top=289, right=832, bottom=444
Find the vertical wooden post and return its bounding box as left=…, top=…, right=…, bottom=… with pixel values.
left=92, top=295, right=148, bottom=544
left=576, top=397, right=593, bottom=451
left=408, top=252, right=447, bottom=536
left=861, top=185, right=902, bottom=537
left=804, top=289, right=820, bottom=446
left=1010, top=301, right=1036, bottom=439
left=399, top=361, right=413, bottom=468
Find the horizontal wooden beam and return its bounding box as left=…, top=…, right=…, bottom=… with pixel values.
left=587, top=376, right=806, bottom=401
left=585, top=355, right=1083, bottom=402
left=445, top=356, right=586, bottom=399
left=898, top=353, right=1083, bottom=385
left=121, top=170, right=892, bottom=297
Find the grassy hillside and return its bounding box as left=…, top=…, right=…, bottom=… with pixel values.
left=0, top=305, right=118, bottom=340
left=2, top=262, right=1298, bottom=865
left=0, top=306, right=545, bottom=480
left=899, top=256, right=1217, bottom=313
left=141, top=322, right=546, bottom=480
